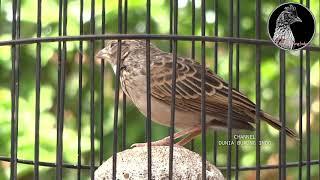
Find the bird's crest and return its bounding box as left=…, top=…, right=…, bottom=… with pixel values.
left=284, top=5, right=296, bottom=13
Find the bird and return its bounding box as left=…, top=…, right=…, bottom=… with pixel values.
left=96, top=39, right=297, bottom=147
left=272, top=4, right=302, bottom=50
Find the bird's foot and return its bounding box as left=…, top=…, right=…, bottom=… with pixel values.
left=130, top=126, right=203, bottom=148
left=130, top=137, right=181, bottom=148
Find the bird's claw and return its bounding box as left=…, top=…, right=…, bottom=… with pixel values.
left=130, top=143, right=148, bottom=148
left=130, top=140, right=183, bottom=148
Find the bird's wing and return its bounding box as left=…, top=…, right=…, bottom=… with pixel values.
left=149, top=53, right=297, bottom=137
left=150, top=53, right=257, bottom=129
left=151, top=53, right=223, bottom=99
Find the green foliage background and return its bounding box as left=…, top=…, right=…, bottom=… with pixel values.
left=0, top=0, right=319, bottom=179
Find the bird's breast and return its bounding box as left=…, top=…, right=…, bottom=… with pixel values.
left=119, top=73, right=202, bottom=129
left=273, top=26, right=295, bottom=49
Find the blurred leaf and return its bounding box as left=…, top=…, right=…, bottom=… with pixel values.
left=241, top=153, right=255, bottom=166
left=311, top=61, right=319, bottom=87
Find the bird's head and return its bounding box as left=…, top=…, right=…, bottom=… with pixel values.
left=96, top=39, right=147, bottom=66
left=276, top=5, right=302, bottom=26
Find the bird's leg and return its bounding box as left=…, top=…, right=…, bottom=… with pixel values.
left=176, top=128, right=202, bottom=146
left=130, top=126, right=201, bottom=148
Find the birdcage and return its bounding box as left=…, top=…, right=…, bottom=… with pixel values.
left=0, top=0, right=319, bottom=179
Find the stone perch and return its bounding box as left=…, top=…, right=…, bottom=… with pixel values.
left=95, top=146, right=224, bottom=180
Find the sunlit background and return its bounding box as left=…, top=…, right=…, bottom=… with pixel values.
left=0, top=0, right=319, bottom=179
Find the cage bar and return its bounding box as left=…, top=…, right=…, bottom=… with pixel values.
left=298, top=2, right=304, bottom=179
left=55, top=0, right=67, bottom=179
left=305, top=2, right=311, bottom=180
left=255, top=0, right=261, bottom=180
left=306, top=45, right=311, bottom=180
left=76, top=0, right=84, bottom=179
left=0, top=155, right=318, bottom=170
left=33, top=0, right=42, bottom=179
left=99, top=0, right=106, bottom=165
left=200, top=0, right=207, bottom=179
left=0, top=0, right=319, bottom=179
left=145, top=0, right=152, bottom=179
left=279, top=50, right=286, bottom=180
left=190, top=0, right=196, bottom=151
left=1, top=35, right=320, bottom=50
left=10, top=0, right=20, bottom=179
left=298, top=49, right=303, bottom=180
left=169, top=0, right=173, bottom=52
left=168, top=0, right=178, bottom=179
left=112, top=0, right=123, bottom=179
left=122, top=0, right=128, bottom=152
left=319, top=1, right=320, bottom=177
left=234, top=0, right=240, bottom=179
left=227, top=0, right=234, bottom=179
left=89, top=0, right=96, bottom=179
left=213, top=0, right=219, bottom=166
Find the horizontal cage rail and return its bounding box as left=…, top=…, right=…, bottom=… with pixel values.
left=0, top=34, right=319, bottom=51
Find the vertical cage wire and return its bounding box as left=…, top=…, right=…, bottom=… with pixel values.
left=305, top=2, right=311, bottom=180
left=169, top=0, right=173, bottom=52
left=190, top=0, right=195, bottom=152
left=298, top=44, right=303, bottom=180
left=122, top=0, right=128, bottom=152
left=99, top=0, right=106, bottom=166
left=200, top=0, right=207, bottom=179
left=279, top=48, right=286, bottom=180
left=319, top=1, right=320, bottom=177
left=89, top=0, right=96, bottom=179
left=10, top=0, right=20, bottom=179
left=112, top=0, right=122, bottom=179
left=306, top=47, right=311, bottom=180
left=55, top=0, right=67, bottom=179
left=227, top=0, right=234, bottom=179
left=33, top=0, right=42, bottom=179
left=278, top=0, right=286, bottom=179
left=56, top=0, right=62, bottom=176
left=145, top=0, right=152, bottom=179
left=77, top=0, right=84, bottom=179
left=234, top=0, right=240, bottom=179
left=0, top=0, right=319, bottom=180
left=213, top=0, right=219, bottom=166
left=298, top=2, right=304, bottom=180
left=255, top=0, right=261, bottom=180
left=168, top=0, right=178, bottom=179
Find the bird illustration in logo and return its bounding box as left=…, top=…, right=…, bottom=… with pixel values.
left=272, top=5, right=302, bottom=50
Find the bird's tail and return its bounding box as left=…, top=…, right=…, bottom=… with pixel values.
left=261, top=111, right=298, bottom=140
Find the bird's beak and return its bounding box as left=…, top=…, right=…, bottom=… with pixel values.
left=295, top=17, right=302, bottom=22
left=96, top=49, right=109, bottom=59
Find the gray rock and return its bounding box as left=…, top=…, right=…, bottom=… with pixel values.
left=95, top=146, right=224, bottom=180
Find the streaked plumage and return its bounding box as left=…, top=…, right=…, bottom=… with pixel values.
left=96, top=40, right=297, bottom=146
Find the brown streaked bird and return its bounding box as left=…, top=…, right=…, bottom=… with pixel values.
left=96, top=40, right=297, bottom=147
